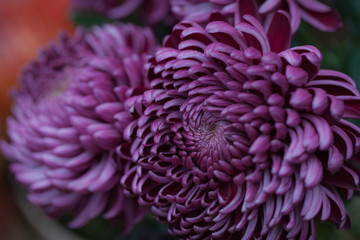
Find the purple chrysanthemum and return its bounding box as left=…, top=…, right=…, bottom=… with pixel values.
left=171, top=0, right=342, bottom=32
left=2, top=23, right=158, bottom=231
left=72, top=0, right=170, bottom=25
left=121, top=12, right=360, bottom=240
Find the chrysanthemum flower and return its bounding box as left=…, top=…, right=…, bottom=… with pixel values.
left=121, top=11, right=360, bottom=240
left=72, top=0, right=170, bottom=25
left=1, top=23, right=158, bottom=231
left=171, top=0, right=342, bottom=32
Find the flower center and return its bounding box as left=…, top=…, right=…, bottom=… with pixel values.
left=183, top=109, right=231, bottom=170
left=35, top=66, right=74, bottom=103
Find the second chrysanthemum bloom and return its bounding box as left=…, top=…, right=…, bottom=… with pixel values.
left=2, top=23, right=158, bottom=231
left=122, top=11, right=360, bottom=240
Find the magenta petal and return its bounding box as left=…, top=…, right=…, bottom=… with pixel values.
left=266, top=10, right=291, bottom=53
left=317, top=70, right=357, bottom=88
left=142, top=0, right=170, bottom=24
left=52, top=192, right=81, bottom=208
left=310, top=87, right=328, bottom=114
left=304, top=156, right=323, bottom=188
left=235, top=16, right=271, bottom=54
left=287, top=0, right=302, bottom=32
left=326, top=146, right=344, bottom=173
left=303, top=114, right=333, bottom=151
left=68, top=193, right=108, bottom=228
left=290, top=88, right=312, bottom=111
left=332, top=125, right=353, bottom=159
left=302, top=120, right=319, bottom=152
left=258, top=0, right=281, bottom=14
left=303, top=186, right=322, bottom=220
left=249, top=135, right=271, bottom=154
left=324, top=166, right=360, bottom=191
left=300, top=7, right=343, bottom=32
left=338, top=96, right=360, bottom=119
left=286, top=66, right=308, bottom=87
left=235, top=0, right=259, bottom=25
left=107, top=0, right=143, bottom=19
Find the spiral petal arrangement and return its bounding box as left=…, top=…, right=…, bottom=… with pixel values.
left=72, top=0, right=170, bottom=25
left=171, top=0, right=342, bottom=32
left=2, top=23, right=158, bottom=231
left=121, top=13, right=360, bottom=240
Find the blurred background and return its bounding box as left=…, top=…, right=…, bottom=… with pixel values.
left=0, top=0, right=360, bottom=239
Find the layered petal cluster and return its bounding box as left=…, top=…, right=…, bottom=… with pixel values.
left=122, top=14, right=360, bottom=240
left=171, top=0, right=342, bottom=32
left=2, top=23, right=158, bottom=231
left=72, top=0, right=170, bottom=25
